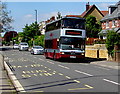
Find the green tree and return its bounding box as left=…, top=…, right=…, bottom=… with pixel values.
left=86, top=15, right=101, bottom=38
left=22, top=22, right=41, bottom=43
left=12, top=36, right=19, bottom=44
left=0, top=1, right=13, bottom=34
left=106, top=30, right=120, bottom=56
left=34, top=35, right=45, bottom=47
left=17, top=32, right=24, bottom=42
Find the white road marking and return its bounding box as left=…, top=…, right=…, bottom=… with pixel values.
left=36, top=70, right=39, bottom=73
left=33, top=74, right=38, bottom=76
left=68, top=84, right=93, bottom=90
left=103, top=79, right=120, bottom=85
left=44, top=66, right=47, bottom=68
left=65, top=76, right=71, bottom=79
left=75, top=70, right=93, bottom=76
left=58, top=73, right=63, bottom=75
left=85, top=84, right=94, bottom=89
left=73, top=80, right=80, bottom=83
left=58, top=65, right=70, bottom=69
left=18, top=66, right=22, bottom=68
left=4, top=61, right=25, bottom=92
left=47, top=61, right=54, bottom=64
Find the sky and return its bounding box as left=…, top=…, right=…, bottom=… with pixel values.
left=1, top=0, right=119, bottom=36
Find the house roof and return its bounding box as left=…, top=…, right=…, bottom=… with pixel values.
left=101, top=1, right=120, bottom=21
left=101, top=11, right=108, bottom=16
left=66, top=15, right=81, bottom=17
left=80, top=4, right=107, bottom=18
left=80, top=5, right=94, bottom=17
left=99, top=27, right=120, bottom=34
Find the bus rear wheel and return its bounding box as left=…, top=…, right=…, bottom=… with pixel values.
left=45, top=56, right=49, bottom=59
left=53, top=52, right=57, bottom=61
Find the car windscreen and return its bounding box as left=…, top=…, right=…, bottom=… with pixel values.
left=33, top=46, right=43, bottom=49
left=14, top=44, right=18, bottom=46
left=20, top=44, right=28, bottom=45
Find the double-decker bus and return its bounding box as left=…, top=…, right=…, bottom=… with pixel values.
left=44, top=16, right=86, bottom=60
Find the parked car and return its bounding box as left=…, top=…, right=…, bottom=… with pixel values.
left=30, top=46, right=44, bottom=55
left=13, top=44, right=19, bottom=49
left=19, top=42, right=29, bottom=51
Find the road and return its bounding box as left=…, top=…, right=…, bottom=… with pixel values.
left=1, top=47, right=120, bottom=93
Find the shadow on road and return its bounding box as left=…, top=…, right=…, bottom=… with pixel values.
left=58, top=57, right=106, bottom=63
left=0, top=46, right=13, bottom=51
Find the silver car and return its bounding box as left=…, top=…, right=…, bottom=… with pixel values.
left=30, top=46, right=44, bottom=55
left=19, top=42, right=29, bottom=51
left=13, top=44, right=19, bottom=49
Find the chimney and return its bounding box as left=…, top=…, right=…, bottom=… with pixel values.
left=86, top=2, right=90, bottom=11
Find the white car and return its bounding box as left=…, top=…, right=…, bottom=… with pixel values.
left=19, top=42, right=29, bottom=51
left=30, top=46, right=44, bottom=55
left=13, top=44, right=19, bottom=49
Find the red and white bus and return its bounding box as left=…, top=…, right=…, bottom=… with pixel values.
left=44, top=17, right=86, bottom=60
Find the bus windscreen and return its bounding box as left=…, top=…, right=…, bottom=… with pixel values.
left=60, top=37, right=85, bottom=50
left=62, top=18, right=85, bottom=29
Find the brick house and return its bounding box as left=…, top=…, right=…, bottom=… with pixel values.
left=80, top=2, right=108, bottom=21
left=99, top=1, right=120, bottom=39
left=4, top=31, right=18, bottom=42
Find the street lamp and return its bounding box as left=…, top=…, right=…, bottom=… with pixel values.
left=35, top=10, right=37, bottom=23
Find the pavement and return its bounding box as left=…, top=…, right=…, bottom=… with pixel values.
left=91, top=60, right=120, bottom=70
left=0, top=53, right=16, bottom=94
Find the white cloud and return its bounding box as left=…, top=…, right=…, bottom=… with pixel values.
left=38, top=11, right=80, bottom=22
left=24, top=14, right=33, bottom=18
left=97, top=3, right=109, bottom=10
left=23, top=14, right=35, bottom=23
left=38, top=12, right=58, bottom=21
left=97, top=3, right=115, bottom=10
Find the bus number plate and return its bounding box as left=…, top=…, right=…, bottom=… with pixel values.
left=70, top=56, right=76, bottom=58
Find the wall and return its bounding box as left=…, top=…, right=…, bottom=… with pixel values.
left=85, top=44, right=108, bottom=59
left=89, top=8, right=103, bottom=21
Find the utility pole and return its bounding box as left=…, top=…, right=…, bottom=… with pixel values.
left=35, top=10, right=37, bottom=23
left=33, top=10, right=38, bottom=46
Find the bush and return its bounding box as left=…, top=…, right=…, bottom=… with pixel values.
left=28, top=40, right=33, bottom=47
left=106, top=30, right=120, bottom=56
left=34, top=35, right=45, bottom=47
left=94, top=39, right=106, bottom=44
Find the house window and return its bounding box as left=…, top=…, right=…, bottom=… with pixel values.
left=116, top=20, right=119, bottom=26
left=112, top=20, right=116, bottom=27
left=106, top=21, right=109, bottom=28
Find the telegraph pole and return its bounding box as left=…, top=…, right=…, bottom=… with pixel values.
left=35, top=10, right=37, bottom=23
left=33, top=10, right=38, bottom=46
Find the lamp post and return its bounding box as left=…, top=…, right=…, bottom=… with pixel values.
left=35, top=10, right=37, bottom=23
left=34, top=9, right=38, bottom=36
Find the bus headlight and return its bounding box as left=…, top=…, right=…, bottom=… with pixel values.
left=60, top=52, right=64, bottom=54
left=81, top=53, right=85, bottom=55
